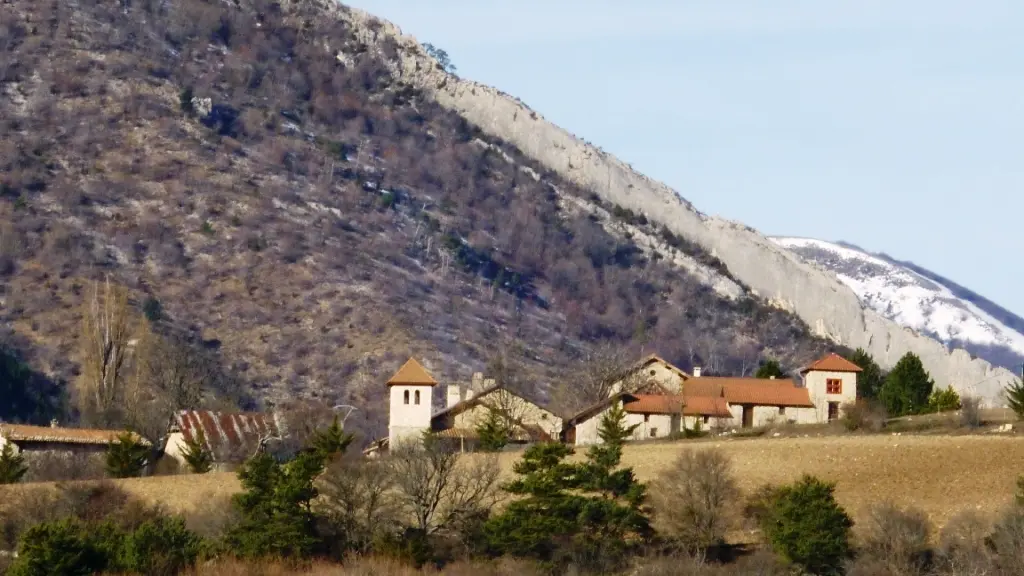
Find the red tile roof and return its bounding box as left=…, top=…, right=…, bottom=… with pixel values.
left=684, top=377, right=814, bottom=408
left=800, top=353, right=863, bottom=374
left=0, top=424, right=148, bottom=446
left=387, top=358, right=438, bottom=387
left=173, top=410, right=280, bottom=457
left=682, top=396, right=733, bottom=418
left=622, top=394, right=733, bottom=418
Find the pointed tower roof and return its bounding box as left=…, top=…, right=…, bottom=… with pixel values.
left=799, top=352, right=863, bottom=374
left=386, top=358, right=438, bottom=387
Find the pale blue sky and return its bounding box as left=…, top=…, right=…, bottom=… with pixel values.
left=345, top=1, right=1024, bottom=317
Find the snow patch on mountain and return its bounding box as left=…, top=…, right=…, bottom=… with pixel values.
left=773, top=237, right=1024, bottom=364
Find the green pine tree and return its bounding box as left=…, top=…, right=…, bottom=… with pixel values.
left=878, top=352, right=935, bottom=417
left=0, top=442, right=27, bottom=484
left=761, top=475, right=853, bottom=576
left=755, top=359, right=785, bottom=379
left=181, top=428, right=213, bottom=474
left=476, top=407, right=510, bottom=452
left=1006, top=378, right=1024, bottom=420
left=105, top=433, right=150, bottom=479
left=225, top=450, right=323, bottom=559
left=309, top=415, right=355, bottom=462
left=849, top=348, right=885, bottom=399
left=484, top=402, right=651, bottom=571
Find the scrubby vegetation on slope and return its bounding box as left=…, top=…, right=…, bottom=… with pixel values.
left=2, top=0, right=841, bottom=434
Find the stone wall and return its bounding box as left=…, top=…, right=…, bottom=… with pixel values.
left=328, top=2, right=1016, bottom=404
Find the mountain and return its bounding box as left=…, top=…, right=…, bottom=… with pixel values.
left=336, top=3, right=1019, bottom=403
left=772, top=237, right=1024, bottom=376
left=0, top=0, right=847, bottom=435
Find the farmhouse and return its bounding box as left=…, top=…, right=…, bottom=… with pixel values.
left=368, top=357, right=564, bottom=455
left=162, top=409, right=284, bottom=469
left=561, top=392, right=733, bottom=445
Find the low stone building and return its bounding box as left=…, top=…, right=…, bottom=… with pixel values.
left=561, top=391, right=733, bottom=445
left=0, top=421, right=149, bottom=480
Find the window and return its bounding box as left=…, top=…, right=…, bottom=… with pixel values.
left=826, top=379, right=842, bottom=394
left=403, top=390, right=409, bottom=404
left=649, top=369, right=656, bottom=376
left=644, top=414, right=650, bottom=423
left=414, top=390, right=421, bottom=405
left=779, top=407, right=786, bottom=416
left=649, top=427, right=658, bottom=437
left=702, top=415, right=709, bottom=424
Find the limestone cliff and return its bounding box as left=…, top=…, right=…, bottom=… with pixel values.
left=330, top=2, right=1016, bottom=403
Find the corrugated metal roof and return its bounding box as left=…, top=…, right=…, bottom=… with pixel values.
left=0, top=424, right=148, bottom=446
left=173, top=410, right=280, bottom=456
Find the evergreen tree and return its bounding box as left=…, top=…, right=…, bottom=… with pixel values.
left=476, top=407, right=510, bottom=452
left=485, top=402, right=651, bottom=571
left=309, top=415, right=354, bottom=462
left=0, top=442, right=27, bottom=484
left=1006, top=378, right=1024, bottom=420
left=755, top=359, right=785, bottom=379
left=105, top=433, right=150, bottom=478
left=224, top=450, right=323, bottom=558
left=878, top=352, right=935, bottom=417
left=761, top=475, right=853, bottom=575
left=849, top=348, right=885, bottom=399
left=927, top=385, right=962, bottom=413
left=181, top=428, right=213, bottom=474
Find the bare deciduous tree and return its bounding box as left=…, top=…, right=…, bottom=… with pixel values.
left=316, top=455, right=400, bottom=554
left=78, top=277, right=138, bottom=426
left=387, top=436, right=502, bottom=536
left=551, top=341, right=649, bottom=416
left=651, top=448, right=739, bottom=554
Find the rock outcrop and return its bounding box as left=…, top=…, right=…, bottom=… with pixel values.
left=332, top=3, right=1016, bottom=403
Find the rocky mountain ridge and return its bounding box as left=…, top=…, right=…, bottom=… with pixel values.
left=332, top=2, right=1018, bottom=402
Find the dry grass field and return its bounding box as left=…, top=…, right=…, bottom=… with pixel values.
left=4, top=433, right=1022, bottom=535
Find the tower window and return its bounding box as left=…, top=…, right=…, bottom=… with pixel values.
left=403, top=390, right=409, bottom=404
left=415, top=390, right=421, bottom=405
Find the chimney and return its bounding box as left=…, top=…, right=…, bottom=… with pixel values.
left=693, top=367, right=702, bottom=378
left=50, top=418, right=58, bottom=428
left=471, top=372, right=484, bottom=392
left=446, top=384, right=461, bottom=408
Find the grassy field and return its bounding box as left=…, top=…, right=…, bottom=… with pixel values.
left=7, top=433, right=1022, bottom=533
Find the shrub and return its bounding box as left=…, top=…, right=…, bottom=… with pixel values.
left=934, top=510, right=993, bottom=575
left=855, top=502, right=932, bottom=576
left=987, top=505, right=1024, bottom=574
left=959, top=395, right=982, bottom=429
left=1006, top=378, right=1024, bottom=419
left=6, top=518, right=112, bottom=576
left=116, top=516, right=206, bottom=576
left=759, top=475, right=853, bottom=575
left=105, top=433, right=150, bottom=478
left=651, top=448, right=739, bottom=554
left=927, top=385, right=961, bottom=413
left=0, top=442, right=27, bottom=483
left=840, top=399, right=887, bottom=432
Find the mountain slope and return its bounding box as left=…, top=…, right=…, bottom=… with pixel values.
left=0, top=0, right=844, bottom=433
left=773, top=237, right=1024, bottom=374
left=336, top=3, right=1019, bottom=403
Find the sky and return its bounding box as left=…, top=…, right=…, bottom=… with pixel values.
left=345, top=0, right=1024, bottom=317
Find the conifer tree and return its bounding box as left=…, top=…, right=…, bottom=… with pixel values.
left=105, top=432, right=150, bottom=478
left=849, top=348, right=885, bottom=399
left=475, top=407, right=510, bottom=452
left=1006, top=378, right=1024, bottom=420
left=0, top=442, right=27, bottom=484
left=309, top=415, right=354, bottom=463
left=878, top=352, right=935, bottom=416
left=181, top=428, right=213, bottom=473
left=755, top=359, right=785, bottom=379
left=484, top=401, right=651, bottom=571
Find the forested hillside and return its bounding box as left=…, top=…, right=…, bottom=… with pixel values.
left=0, top=0, right=842, bottom=436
